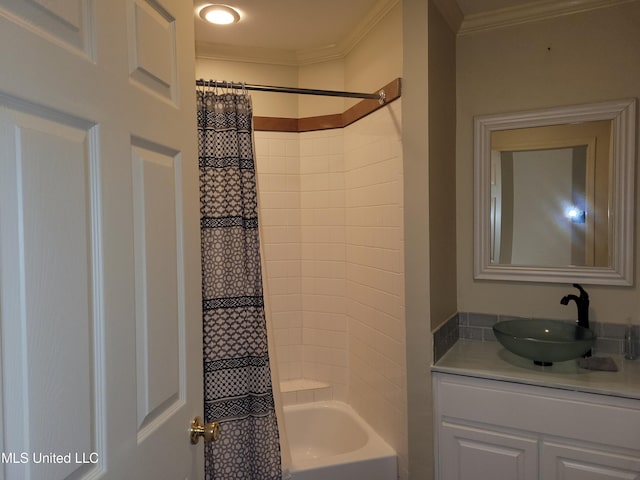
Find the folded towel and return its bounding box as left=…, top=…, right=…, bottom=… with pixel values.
left=578, top=356, right=618, bottom=371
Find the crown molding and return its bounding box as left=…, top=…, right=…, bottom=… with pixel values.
left=459, top=0, right=637, bottom=36
left=195, top=0, right=399, bottom=66
left=332, top=0, right=400, bottom=58
left=195, top=42, right=300, bottom=66
left=195, top=42, right=347, bottom=67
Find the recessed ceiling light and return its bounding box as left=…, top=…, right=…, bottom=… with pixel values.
left=199, top=4, right=241, bottom=25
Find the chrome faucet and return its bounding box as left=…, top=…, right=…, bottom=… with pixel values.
left=560, top=283, right=591, bottom=357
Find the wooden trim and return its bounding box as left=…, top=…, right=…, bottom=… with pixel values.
left=253, top=117, right=298, bottom=132
left=253, top=78, right=401, bottom=132
left=298, top=114, right=343, bottom=132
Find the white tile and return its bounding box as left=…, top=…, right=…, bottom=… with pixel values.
left=332, top=384, right=348, bottom=402
left=296, top=390, right=315, bottom=404
left=282, top=391, right=297, bottom=406
left=278, top=362, right=291, bottom=381
left=288, top=362, right=302, bottom=379
left=312, top=137, right=330, bottom=156
left=269, top=138, right=286, bottom=157
left=301, top=361, right=316, bottom=379
left=313, top=387, right=333, bottom=402
left=274, top=330, right=289, bottom=346
left=284, top=138, right=300, bottom=158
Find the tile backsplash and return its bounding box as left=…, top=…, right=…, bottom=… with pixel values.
left=433, top=312, right=640, bottom=363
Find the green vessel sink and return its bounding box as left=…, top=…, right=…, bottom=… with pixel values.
left=493, top=319, right=595, bottom=366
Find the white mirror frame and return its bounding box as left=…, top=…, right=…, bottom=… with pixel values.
left=474, top=98, right=637, bottom=285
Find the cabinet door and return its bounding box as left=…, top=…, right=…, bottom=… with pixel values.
left=542, top=441, right=640, bottom=480
left=440, top=421, right=538, bottom=480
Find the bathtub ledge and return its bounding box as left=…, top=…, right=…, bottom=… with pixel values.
left=281, top=379, right=333, bottom=405
left=281, top=379, right=330, bottom=392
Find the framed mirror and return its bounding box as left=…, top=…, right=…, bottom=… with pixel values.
left=474, top=98, right=636, bottom=285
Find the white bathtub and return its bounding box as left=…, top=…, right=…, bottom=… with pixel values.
left=284, top=401, right=397, bottom=480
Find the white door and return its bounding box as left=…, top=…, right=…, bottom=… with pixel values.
left=0, top=1, right=203, bottom=479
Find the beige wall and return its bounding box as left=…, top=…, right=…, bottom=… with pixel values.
left=195, top=59, right=299, bottom=117
left=428, top=2, right=457, bottom=331
left=402, top=0, right=434, bottom=478
left=456, top=2, right=640, bottom=324
left=298, top=59, right=345, bottom=117
left=345, top=3, right=403, bottom=109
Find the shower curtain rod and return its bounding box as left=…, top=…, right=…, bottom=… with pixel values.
left=196, top=79, right=387, bottom=104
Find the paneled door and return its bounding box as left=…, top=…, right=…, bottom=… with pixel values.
left=0, top=1, right=203, bottom=479
left=542, top=441, right=640, bottom=480
left=439, top=421, right=539, bottom=480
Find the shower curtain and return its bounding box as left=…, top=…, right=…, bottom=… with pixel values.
left=197, top=87, right=282, bottom=480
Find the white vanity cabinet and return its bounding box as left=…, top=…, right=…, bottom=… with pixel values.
left=433, top=372, right=640, bottom=480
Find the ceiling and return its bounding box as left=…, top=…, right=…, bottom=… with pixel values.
left=193, top=0, right=605, bottom=60
left=194, top=0, right=386, bottom=52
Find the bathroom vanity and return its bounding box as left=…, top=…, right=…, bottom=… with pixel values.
left=432, top=340, right=640, bottom=480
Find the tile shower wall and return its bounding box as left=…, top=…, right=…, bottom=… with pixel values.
left=254, top=132, right=303, bottom=381
left=299, top=129, right=349, bottom=400
left=345, top=101, right=406, bottom=464
left=255, top=129, right=350, bottom=398
left=254, top=102, right=407, bottom=471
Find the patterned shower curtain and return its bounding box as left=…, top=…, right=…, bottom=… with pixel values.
left=197, top=87, right=282, bottom=480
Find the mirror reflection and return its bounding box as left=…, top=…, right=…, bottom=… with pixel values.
left=474, top=98, right=636, bottom=285
left=490, top=120, right=611, bottom=268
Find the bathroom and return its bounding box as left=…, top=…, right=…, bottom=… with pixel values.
left=195, top=0, right=640, bottom=478
left=0, top=0, right=638, bottom=479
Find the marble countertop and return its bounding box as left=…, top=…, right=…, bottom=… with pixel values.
left=432, top=339, right=640, bottom=400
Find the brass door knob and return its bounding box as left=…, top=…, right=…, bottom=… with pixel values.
left=190, top=416, right=220, bottom=444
